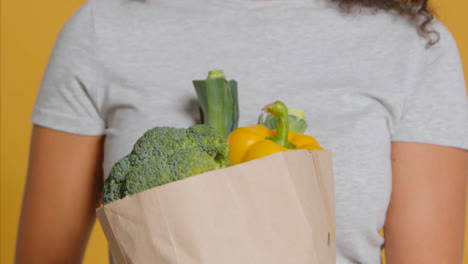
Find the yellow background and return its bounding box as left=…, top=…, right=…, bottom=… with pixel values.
left=1, top=0, right=467, bottom=263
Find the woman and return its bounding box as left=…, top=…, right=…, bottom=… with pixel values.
left=15, top=0, right=468, bottom=263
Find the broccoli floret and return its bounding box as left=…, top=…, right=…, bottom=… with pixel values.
left=103, top=124, right=230, bottom=204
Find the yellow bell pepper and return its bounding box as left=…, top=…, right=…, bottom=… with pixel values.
left=227, top=101, right=323, bottom=165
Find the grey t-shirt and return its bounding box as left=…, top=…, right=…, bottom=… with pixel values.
left=32, top=0, right=468, bottom=263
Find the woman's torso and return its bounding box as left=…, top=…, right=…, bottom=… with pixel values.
left=91, top=0, right=423, bottom=262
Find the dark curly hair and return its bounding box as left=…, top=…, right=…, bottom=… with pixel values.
left=331, top=0, right=439, bottom=46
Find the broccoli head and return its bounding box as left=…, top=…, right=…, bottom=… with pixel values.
left=103, top=124, right=230, bottom=204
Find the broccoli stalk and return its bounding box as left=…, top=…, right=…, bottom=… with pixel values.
left=193, top=70, right=239, bottom=138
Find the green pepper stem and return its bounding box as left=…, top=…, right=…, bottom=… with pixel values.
left=262, top=101, right=295, bottom=149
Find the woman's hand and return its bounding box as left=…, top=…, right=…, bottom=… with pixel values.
left=385, top=142, right=468, bottom=263
left=15, top=125, right=105, bottom=264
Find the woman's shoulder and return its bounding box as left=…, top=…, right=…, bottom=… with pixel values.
left=372, top=8, right=460, bottom=57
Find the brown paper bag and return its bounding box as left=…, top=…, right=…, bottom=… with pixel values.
left=97, top=149, right=335, bottom=264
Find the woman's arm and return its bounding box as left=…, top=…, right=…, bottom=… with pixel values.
left=15, top=125, right=105, bottom=264
left=385, top=142, right=468, bottom=263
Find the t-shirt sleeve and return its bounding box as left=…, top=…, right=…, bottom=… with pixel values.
left=391, top=21, right=468, bottom=150
left=31, top=0, right=105, bottom=136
